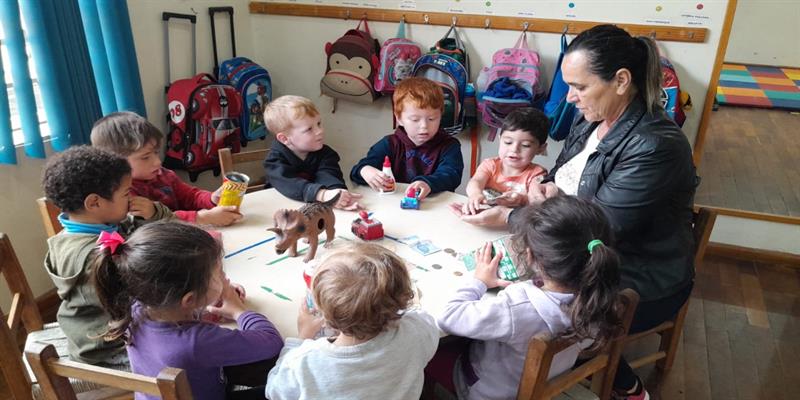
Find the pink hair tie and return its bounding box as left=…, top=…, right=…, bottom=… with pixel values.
left=97, top=231, right=125, bottom=255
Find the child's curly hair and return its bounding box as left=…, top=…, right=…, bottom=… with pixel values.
left=41, top=145, right=131, bottom=213
left=312, top=243, right=414, bottom=340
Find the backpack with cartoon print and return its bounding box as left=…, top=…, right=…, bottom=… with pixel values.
left=320, top=18, right=381, bottom=106
left=375, top=20, right=422, bottom=95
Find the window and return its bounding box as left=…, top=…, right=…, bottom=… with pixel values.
left=1, top=27, right=49, bottom=145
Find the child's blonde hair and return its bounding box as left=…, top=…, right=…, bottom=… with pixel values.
left=262, top=95, right=320, bottom=134
left=90, top=111, right=163, bottom=156
left=392, top=77, right=444, bottom=116
left=313, top=243, right=414, bottom=340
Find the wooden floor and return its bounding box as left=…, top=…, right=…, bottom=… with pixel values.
left=3, top=255, right=799, bottom=400
left=628, top=254, right=800, bottom=400
left=695, top=106, right=800, bottom=217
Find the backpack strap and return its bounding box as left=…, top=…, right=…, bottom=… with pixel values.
left=396, top=19, right=406, bottom=39
left=514, top=31, right=529, bottom=49
left=356, top=17, right=371, bottom=35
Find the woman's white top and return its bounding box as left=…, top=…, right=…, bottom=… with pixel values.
left=554, top=126, right=601, bottom=196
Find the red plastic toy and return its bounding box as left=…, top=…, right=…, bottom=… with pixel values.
left=351, top=211, right=384, bottom=240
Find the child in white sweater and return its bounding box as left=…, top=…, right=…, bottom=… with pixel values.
left=265, top=243, right=439, bottom=400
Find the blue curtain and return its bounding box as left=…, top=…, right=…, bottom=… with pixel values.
left=0, top=0, right=145, bottom=164
left=0, top=0, right=45, bottom=161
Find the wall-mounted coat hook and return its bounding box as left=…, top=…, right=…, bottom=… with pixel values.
left=423, top=14, right=430, bottom=24
left=451, top=16, right=457, bottom=27
left=563, top=24, right=569, bottom=34
left=522, top=21, right=530, bottom=32
left=650, top=30, right=657, bottom=39
left=484, top=18, right=491, bottom=29
left=401, top=15, right=406, bottom=24
left=344, top=9, right=350, bottom=20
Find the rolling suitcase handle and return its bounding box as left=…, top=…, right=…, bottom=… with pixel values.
left=162, top=12, right=197, bottom=93
left=209, top=6, right=235, bottom=78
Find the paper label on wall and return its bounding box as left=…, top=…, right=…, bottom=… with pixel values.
left=341, top=1, right=359, bottom=6
left=517, top=11, right=535, bottom=17
left=399, top=0, right=417, bottom=9
left=362, top=2, right=379, bottom=7
left=449, top=7, right=464, bottom=13
left=680, top=12, right=711, bottom=26
left=644, top=18, right=672, bottom=25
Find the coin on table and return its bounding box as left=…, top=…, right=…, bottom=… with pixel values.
left=444, top=248, right=455, bottom=255
left=432, top=264, right=442, bottom=270
left=453, top=271, right=463, bottom=276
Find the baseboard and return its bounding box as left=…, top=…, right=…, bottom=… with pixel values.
left=706, top=242, right=800, bottom=267
left=36, top=288, right=60, bottom=323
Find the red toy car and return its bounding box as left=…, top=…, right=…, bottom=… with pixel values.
left=351, top=211, right=384, bottom=241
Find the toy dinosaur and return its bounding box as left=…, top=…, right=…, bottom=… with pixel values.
left=268, top=193, right=340, bottom=263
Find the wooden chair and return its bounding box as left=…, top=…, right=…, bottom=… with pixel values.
left=0, top=233, right=45, bottom=400
left=36, top=198, right=63, bottom=238
left=218, top=148, right=269, bottom=193
left=621, top=207, right=717, bottom=374
left=517, top=289, right=640, bottom=400
left=26, top=342, right=192, bottom=400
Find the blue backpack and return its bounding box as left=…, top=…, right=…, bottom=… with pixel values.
left=218, top=57, right=272, bottom=145
left=544, top=33, right=577, bottom=141
left=412, top=54, right=468, bottom=136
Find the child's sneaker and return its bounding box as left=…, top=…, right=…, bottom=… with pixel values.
left=613, top=378, right=650, bottom=400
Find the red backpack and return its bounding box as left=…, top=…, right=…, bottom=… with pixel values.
left=164, top=73, right=243, bottom=182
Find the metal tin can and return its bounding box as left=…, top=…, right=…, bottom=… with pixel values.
left=218, top=172, right=250, bottom=208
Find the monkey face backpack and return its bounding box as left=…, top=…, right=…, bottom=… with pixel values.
left=320, top=18, right=381, bottom=106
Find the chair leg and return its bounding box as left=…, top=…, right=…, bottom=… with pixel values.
left=656, top=299, right=690, bottom=372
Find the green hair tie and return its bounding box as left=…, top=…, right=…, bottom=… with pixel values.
left=587, top=239, right=604, bottom=254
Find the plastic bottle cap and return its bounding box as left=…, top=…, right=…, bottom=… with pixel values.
left=383, top=156, right=391, bottom=168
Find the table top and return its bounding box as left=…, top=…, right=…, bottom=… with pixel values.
left=217, top=184, right=506, bottom=337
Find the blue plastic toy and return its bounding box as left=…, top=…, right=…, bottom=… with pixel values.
left=400, top=186, right=421, bottom=210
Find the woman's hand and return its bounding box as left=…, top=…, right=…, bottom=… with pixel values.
left=297, top=301, right=325, bottom=340
left=449, top=203, right=512, bottom=228
left=527, top=182, right=560, bottom=206
left=464, top=194, right=486, bottom=215
left=360, top=166, right=391, bottom=192
left=473, top=242, right=513, bottom=289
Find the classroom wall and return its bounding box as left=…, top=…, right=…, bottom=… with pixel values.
left=724, top=0, right=800, bottom=66
left=0, top=0, right=797, bottom=306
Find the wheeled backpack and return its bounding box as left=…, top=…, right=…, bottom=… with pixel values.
left=162, top=12, right=241, bottom=182
left=210, top=7, right=272, bottom=146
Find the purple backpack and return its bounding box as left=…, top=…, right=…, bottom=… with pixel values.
left=476, top=33, right=544, bottom=140
left=375, top=20, right=422, bottom=94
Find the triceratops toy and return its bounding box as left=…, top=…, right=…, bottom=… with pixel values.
left=268, top=193, right=339, bottom=263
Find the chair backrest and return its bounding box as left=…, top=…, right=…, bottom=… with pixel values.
left=692, top=207, right=717, bottom=268
left=26, top=342, right=193, bottom=400
left=218, top=148, right=269, bottom=193
left=516, top=288, right=640, bottom=400
left=36, top=198, right=63, bottom=238
left=0, top=233, right=45, bottom=400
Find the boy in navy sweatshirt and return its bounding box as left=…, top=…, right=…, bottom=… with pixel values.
left=351, top=78, right=463, bottom=198
left=263, top=95, right=361, bottom=209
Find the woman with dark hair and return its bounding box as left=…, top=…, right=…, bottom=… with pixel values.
left=453, top=24, right=697, bottom=399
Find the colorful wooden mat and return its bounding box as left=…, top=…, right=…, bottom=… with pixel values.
left=716, top=64, right=800, bottom=110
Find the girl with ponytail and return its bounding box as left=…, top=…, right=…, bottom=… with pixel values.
left=92, top=221, right=283, bottom=400
left=433, top=196, right=621, bottom=400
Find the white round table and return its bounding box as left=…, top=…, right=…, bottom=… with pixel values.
left=217, top=184, right=506, bottom=337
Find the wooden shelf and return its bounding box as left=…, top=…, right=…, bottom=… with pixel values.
left=250, top=2, right=707, bottom=43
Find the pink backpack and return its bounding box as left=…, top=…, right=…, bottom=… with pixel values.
left=375, top=20, right=422, bottom=94
left=476, top=33, right=544, bottom=140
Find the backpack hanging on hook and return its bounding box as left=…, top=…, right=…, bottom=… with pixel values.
left=320, top=17, right=382, bottom=108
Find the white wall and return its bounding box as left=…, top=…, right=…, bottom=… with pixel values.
left=724, top=0, right=800, bottom=66
left=1, top=0, right=797, bottom=305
